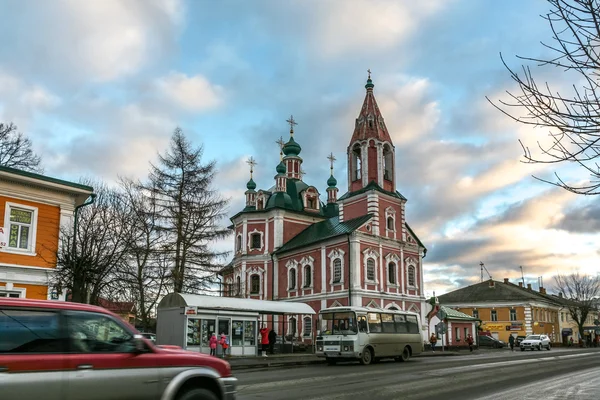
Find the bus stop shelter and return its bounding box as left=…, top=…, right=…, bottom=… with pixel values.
left=157, top=293, right=315, bottom=356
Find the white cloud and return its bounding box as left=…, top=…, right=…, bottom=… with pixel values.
left=156, top=72, right=223, bottom=111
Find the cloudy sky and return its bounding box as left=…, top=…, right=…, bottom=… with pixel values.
left=1, top=0, right=598, bottom=295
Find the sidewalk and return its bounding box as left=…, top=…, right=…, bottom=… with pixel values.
left=227, top=353, right=323, bottom=370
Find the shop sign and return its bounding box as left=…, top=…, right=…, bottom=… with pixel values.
left=185, top=307, right=197, bottom=315
left=483, top=324, right=505, bottom=331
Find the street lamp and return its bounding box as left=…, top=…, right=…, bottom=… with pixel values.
left=70, top=193, right=97, bottom=302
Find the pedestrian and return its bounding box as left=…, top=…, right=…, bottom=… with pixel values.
left=508, top=334, right=515, bottom=351
left=219, top=333, right=229, bottom=358
left=259, top=325, right=270, bottom=357
left=268, top=328, right=277, bottom=355
left=430, top=333, right=437, bottom=352
left=467, top=334, right=474, bottom=352
left=209, top=333, right=217, bottom=356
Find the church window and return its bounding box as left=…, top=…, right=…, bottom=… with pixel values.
left=307, top=197, right=316, bottom=209
left=386, top=216, right=394, bottom=231
left=304, top=265, right=312, bottom=287
left=236, top=235, right=242, bottom=252
left=408, top=266, right=416, bottom=287
left=366, top=259, right=375, bottom=281
left=289, top=268, right=296, bottom=290
left=333, top=259, right=342, bottom=283
left=352, top=145, right=362, bottom=181
left=256, top=197, right=264, bottom=210
left=289, top=317, right=297, bottom=336
left=250, top=275, right=260, bottom=294
left=303, top=317, right=312, bottom=337
left=251, top=233, right=261, bottom=249
left=388, top=262, right=396, bottom=284
left=236, top=276, right=241, bottom=296
left=383, top=144, right=393, bottom=181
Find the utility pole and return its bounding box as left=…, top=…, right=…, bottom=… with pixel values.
left=519, top=266, right=525, bottom=286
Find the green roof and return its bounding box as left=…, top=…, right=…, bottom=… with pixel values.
left=438, top=305, right=478, bottom=321
left=338, top=180, right=407, bottom=201
left=274, top=214, right=372, bottom=255
left=438, top=280, right=564, bottom=305
left=0, top=165, right=93, bottom=192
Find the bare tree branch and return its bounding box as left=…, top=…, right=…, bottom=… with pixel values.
left=0, top=122, right=43, bottom=173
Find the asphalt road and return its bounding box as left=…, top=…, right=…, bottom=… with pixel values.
left=235, top=348, right=600, bottom=400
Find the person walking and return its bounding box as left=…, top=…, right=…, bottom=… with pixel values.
left=219, top=333, right=229, bottom=358
left=268, top=328, right=277, bottom=355
left=466, top=334, right=474, bottom=352
left=508, top=334, right=515, bottom=351
left=430, top=333, right=437, bottom=352
left=259, top=325, right=269, bottom=357
left=209, top=333, right=217, bottom=356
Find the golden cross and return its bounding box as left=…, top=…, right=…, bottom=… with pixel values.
left=286, top=115, right=298, bottom=136
left=276, top=137, right=285, bottom=161
left=327, top=152, right=337, bottom=173
left=246, top=156, right=256, bottom=178
left=367, top=69, right=371, bottom=79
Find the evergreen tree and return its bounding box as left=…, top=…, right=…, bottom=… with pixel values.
left=147, top=128, right=230, bottom=293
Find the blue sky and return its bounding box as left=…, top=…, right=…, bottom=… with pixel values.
left=0, top=0, right=598, bottom=295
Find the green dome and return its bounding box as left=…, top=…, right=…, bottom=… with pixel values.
left=265, top=191, right=294, bottom=209
left=282, top=137, right=302, bottom=156
left=246, top=178, right=256, bottom=190
left=365, top=78, right=374, bottom=89
left=327, top=174, right=337, bottom=188
left=276, top=161, right=286, bottom=174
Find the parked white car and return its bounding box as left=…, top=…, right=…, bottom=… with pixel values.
left=520, top=334, right=551, bottom=351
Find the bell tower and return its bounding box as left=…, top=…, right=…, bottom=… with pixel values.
left=347, top=71, right=395, bottom=193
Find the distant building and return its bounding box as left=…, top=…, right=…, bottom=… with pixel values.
left=438, top=279, right=561, bottom=343
left=0, top=166, right=93, bottom=300
left=98, top=298, right=136, bottom=325
left=220, top=76, right=427, bottom=341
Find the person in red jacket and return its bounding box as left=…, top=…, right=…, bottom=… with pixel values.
left=259, top=325, right=269, bottom=357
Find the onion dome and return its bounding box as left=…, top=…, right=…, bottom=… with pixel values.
left=327, top=174, right=337, bottom=188
left=282, top=137, right=302, bottom=156
left=276, top=161, right=286, bottom=174
left=246, top=178, right=256, bottom=190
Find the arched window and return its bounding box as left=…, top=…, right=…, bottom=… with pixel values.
left=236, top=276, right=241, bottom=295
left=289, top=317, right=297, bottom=337
left=408, top=266, right=416, bottom=287
left=333, top=259, right=342, bottom=283
left=236, top=235, right=242, bottom=252
left=250, top=275, right=260, bottom=294
left=303, top=317, right=312, bottom=337
left=386, top=216, right=394, bottom=231
left=388, top=262, right=396, bottom=284
left=366, top=259, right=375, bottom=281
left=383, top=144, right=393, bottom=180
left=388, top=306, right=399, bottom=311
left=289, top=268, right=296, bottom=290
left=304, top=265, right=312, bottom=288
left=251, top=233, right=261, bottom=249
left=352, top=145, right=362, bottom=181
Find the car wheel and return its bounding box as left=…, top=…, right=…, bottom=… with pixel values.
left=397, top=346, right=411, bottom=362
left=178, top=388, right=219, bottom=400
left=547, top=344, right=551, bottom=351
left=360, top=347, right=373, bottom=365
left=537, top=344, right=542, bottom=351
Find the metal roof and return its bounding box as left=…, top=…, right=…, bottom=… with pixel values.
left=158, top=293, right=315, bottom=315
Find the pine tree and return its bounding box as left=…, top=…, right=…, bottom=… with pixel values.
left=147, top=128, right=230, bottom=293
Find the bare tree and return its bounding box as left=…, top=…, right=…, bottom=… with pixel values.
left=146, top=128, right=230, bottom=293
left=554, top=272, right=600, bottom=341
left=489, top=0, right=600, bottom=195
left=0, top=122, right=43, bottom=173
left=54, top=180, right=132, bottom=304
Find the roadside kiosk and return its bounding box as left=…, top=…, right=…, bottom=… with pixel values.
left=157, top=293, right=315, bottom=356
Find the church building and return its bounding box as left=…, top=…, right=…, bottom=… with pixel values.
left=221, top=75, right=427, bottom=340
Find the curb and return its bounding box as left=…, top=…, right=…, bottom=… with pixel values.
left=230, top=358, right=325, bottom=370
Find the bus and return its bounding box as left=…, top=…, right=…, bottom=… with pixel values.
left=315, top=306, right=423, bottom=365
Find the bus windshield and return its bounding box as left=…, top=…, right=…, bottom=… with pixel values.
left=319, top=312, right=358, bottom=335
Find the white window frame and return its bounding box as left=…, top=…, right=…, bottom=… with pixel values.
left=366, top=300, right=381, bottom=309
left=328, top=249, right=345, bottom=285
left=235, top=233, right=242, bottom=253
left=405, top=257, right=418, bottom=289
left=3, top=202, right=38, bottom=256
left=302, top=316, right=312, bottom=337
left=385, top=252, right=400, bottom=287
left=286, top=260, right=298, bottom=292
left=0, top=284, right=26, bottom=298
left=299, top=256, right=315, bottom=290
left=247, top=229, right=264, bottom=252
left=491, top=310, right=498, bottom=322
left=287, top=316, right=298, bottom=337
left=363, top=248, right=379, bottom=284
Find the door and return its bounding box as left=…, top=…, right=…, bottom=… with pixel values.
left=217, top=318, right=230, bottom=357
left=63, top=311, right=160, bottom=400
left=0, top=308, right=66, bottom=400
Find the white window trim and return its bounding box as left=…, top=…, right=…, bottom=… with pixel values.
left=328, top=248, right=345, bottom=285
left=385, top=252, right=400, bottom=287
left=408, top=304, right=420, bottom=314
left=302, top=188, right=320, bottom=211
left=302, top=316, right=312, bottom=338
left=285, top=260, right=298, bottom=292
left=2, top=202, right=38, bottom=256
left=235, top=233, right=243, bottom=253
left=298, top=256, right=315, bottom=289
left=366, top=300, right=381, bottom=309
left=384, top=206, right=396, bottom=238
left=234, top=274, right=242, bottom=296
left=405, top=257, right=418, bottom=289
left=330, top=300, right=343, bottom=308
left=287, top=315, right=298, bottom=337
left=0, top=284, right=26, bottom=298
left=363, top=248, right=379, bottom=284
left=247, top=266, right=265, bottom=297
left=384, top=302, right=402, bottom=310
left=247, top=229, right=264, bottom=252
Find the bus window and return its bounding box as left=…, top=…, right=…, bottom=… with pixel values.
left=320, top=312, right=357, bottom=335
left=381, top=313, right=395, bottom=333
left=357, top=315, right=368, bottom=333
left=406, top=315, right=419, bottom=334
left=367, top=313, right=382, bottom=333
left=394, top=314, right=408, bottom=333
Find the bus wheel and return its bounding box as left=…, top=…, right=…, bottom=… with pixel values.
left=397, top=346, right=410, bottom=362
left=360, top=348, right=373, bottom=365
left=326, top=358, right=337, bottom=366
